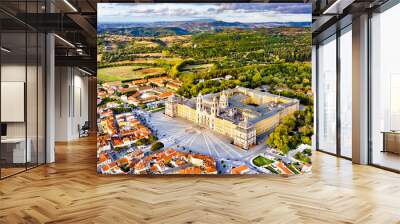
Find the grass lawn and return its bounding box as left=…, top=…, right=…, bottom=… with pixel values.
left=252, top=156, right=274, bottom=167
left=97, top=65, right=165, bottom=82
left=182, top=64, right=213, bottom=71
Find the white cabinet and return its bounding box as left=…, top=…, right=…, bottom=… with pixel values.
left=1, top=138, right=31, bottom=163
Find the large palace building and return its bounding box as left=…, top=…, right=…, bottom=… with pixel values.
left=165, top=86, right=299, bottom=150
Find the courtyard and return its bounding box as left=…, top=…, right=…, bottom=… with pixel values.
left=148, top=111, right=263, bottom=160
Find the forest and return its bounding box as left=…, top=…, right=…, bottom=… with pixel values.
left=176, top=62, right=312, bottom=106
left=266, top=106, right=314, bottom=156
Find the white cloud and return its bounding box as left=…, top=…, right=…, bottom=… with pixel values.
left=97, top=3, right=311, bottom=23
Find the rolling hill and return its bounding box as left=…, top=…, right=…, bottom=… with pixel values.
left=97, top=20, right=311, bottom=36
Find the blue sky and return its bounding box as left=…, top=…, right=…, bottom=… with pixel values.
left=98, top=3, right=311, bottom=23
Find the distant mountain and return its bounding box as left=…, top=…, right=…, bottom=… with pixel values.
left=174, top=20, right=251, bottom=32
left=129, top=27, right=190, bottom=36
left=250, top=22, right=311, bottom=28
left=98, top=27, right=190, bottom=37
left=97, top=20, right=311, bottom=36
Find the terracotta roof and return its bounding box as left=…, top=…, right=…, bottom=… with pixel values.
left=121, top=87, right=137, bottom=94
left=102, top=164, right=110, bottom=172
left=98, top=153, right=109, bottom=163
left=276, top=162, right=293, bottom=175
left=132, top=79, right=147, bottom=85
left=166, top=83, right=180, bottom=89
left=231, top=165, right=249, bottom=174
left=158, top=92, right=174, bottom=99
left=179, top=166, right=202, bottom=174
left=117, top=157, right=129, bottom=165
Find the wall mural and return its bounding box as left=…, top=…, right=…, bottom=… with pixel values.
left=97, top=3, right=313, bottom=175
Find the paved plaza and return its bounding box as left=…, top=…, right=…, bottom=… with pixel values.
left=148, top=112, right=261, bottom=160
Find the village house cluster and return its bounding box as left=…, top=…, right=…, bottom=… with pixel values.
left=98, top=76, right=181, bottom=111
left=97, top=106, right=219, bottom=174
left=97, top=108, right=154, bottom=174
left=134, top=148, right=217, bottom=174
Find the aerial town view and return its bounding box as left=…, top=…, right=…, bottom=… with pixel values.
left=97, top=3, right=313, bottom=175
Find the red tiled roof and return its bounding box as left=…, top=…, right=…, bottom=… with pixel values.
left=276, top=162, right=293, bottom=175
left=132, top=79, right=147, bottom=85
left=158, top=92, right=174, bottom=99
left=102, top=164, right=110, bottom=172
left=179, top=166, right=202, bottom=174
left=98, top=153, right=109, bottom=163
left=117, top=157, right=129, bottom=165
left=231, top=165, right=249, bottom=174
left=166, top=83, right=180, bottom=89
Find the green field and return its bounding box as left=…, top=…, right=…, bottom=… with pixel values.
left=252, top=156, right=274, bottom=167
left=97, top=65, right=165, bottom=81
left=181, top=64, right=212, bottom=71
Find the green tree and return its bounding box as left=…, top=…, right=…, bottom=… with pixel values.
left=267, top=125, right=290, bottom=154
left=251, top=71, right=262, bottom=88
left=151, top=141, right=164, bottom=151
left=135, top=138, right=149, bottom=146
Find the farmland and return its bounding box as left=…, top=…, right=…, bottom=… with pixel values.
left=97, top=65, right=166, bottom=82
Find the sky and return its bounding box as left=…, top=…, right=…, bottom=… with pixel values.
left=98, top=3, right=311, bottom=24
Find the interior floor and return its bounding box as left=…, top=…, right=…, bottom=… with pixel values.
left=0, top=167, right=25, bottom=178
left=0, top=162, right=44, bottom=178
left=0, top=136, right=399, bottom=223
left=372, top=150, right=400, bottom=171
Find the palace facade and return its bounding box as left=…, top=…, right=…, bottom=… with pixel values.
left=165, top=86, right=299, bottom=150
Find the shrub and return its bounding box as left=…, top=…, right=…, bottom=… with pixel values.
left=148, top=135, right=158, bottom=143
left=135, top=138, right=149, bottom=146
left=303, top=148, right=312, bottom=156
left=294, top=152, right=311, bottom=164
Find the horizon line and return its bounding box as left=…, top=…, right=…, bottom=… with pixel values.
left=97, top=20, right=311, bottom=24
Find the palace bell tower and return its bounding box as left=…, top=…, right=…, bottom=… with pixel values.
left=165, top=96, right=177, bottom=117
left=219, top=90, right=228, bottom=109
